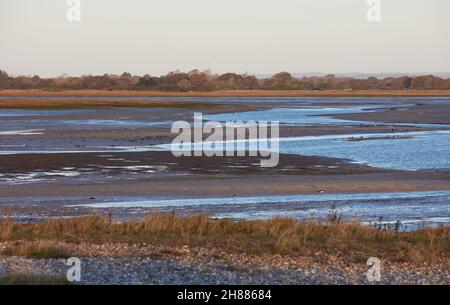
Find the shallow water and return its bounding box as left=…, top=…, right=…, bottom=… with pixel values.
left=2, top=97, right=450, bottom=229
left=147, top=129, right=450, bottom=170
left=280, top=130, right=450, bottom=170
left=204, top=104, right=450, bottom=129
left=196, top=103, right=450, bottom=170
left=205, top=104, right=395, bottom=126
left=2, top=128, right=450, bottom=171
left=0, top=97, right=447, bottom=132
left=75, top=190, right=450, bottom=231
left=0, top=116, right=169, bottom=131
left=0, top=108, right=172, bottom=132
left=0, top=129, right=44, bottom=135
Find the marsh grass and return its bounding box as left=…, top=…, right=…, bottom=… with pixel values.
left=0, top=214, right=448, bottom=263
left=1, top=241, right=72, bottom=259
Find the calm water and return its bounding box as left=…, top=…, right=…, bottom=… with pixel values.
left=201, top=104, right=450, bottom=170
left=75, top=190, right=450, bottom=231
left=204, top=104, right=407, bottom=126
left=0, top=108, right=170, bottom=131
left=2, top=99, right=450, bottom=169
left=2, top=97, right=450, bottom=228
left=152, top=130, right=450, bottom=171
left=280, top=130, right=450, bottom=170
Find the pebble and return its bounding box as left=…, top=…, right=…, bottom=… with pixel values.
left=0, top=242, right=448, bottom=285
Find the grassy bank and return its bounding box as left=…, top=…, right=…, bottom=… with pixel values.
left=1, top=241, right=72, bottom=259
left=0, top=214, right=448, bottom=263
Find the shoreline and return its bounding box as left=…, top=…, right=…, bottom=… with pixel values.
left=0, top=216, right=448, bottom=285
left=2, top=89, right=450, bottom=98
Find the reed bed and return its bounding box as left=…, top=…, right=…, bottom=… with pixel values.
left=0, top=214, right=448, bottom=263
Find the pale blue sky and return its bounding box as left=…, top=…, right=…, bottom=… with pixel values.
left=1, top=0, right=449, bottom=77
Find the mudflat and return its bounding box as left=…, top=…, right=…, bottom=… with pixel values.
left=1, top=94, right=450, bottom=225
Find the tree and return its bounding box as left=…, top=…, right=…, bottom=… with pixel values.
left=137, top=74, right=157, bottom=88
left=403, top=77, right=413, bottom=89
left=270, top=72, right=293, bottom=90
left=0, top=69, right=449, bottom=91
left=0, top=70, right=9, bottom=88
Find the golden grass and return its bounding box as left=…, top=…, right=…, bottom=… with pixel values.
left=0, top=214, right=448, bottom=263
left=0, top=274, right=70, bottom=285
left=1, top=241, right=72, bottom=259
left=1, top=89, right=450, bottom=97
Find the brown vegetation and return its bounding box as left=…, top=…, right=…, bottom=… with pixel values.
left=1, top=241, right=72, bottom=259
left=1, top=69, right=449, bottom=92
left=0, top=214, right=448, bottom=263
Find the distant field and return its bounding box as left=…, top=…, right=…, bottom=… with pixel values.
left=1, top=89, right=450, bottom=97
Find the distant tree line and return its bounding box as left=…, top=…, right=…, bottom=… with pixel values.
left=0, top=69, right=449, bottom=91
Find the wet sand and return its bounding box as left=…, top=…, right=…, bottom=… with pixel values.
left=3, top=171, right=450, bottom=200
left=2, top=167, right=450, bottom=198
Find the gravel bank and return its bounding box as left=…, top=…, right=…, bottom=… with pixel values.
left=0, top=242, right=448, bottom=285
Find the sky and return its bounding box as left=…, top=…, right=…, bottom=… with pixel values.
left=1, top=0, right=449, bottom=77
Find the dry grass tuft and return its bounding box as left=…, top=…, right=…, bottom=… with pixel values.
left=0, top=214, right=448, bottom=263
left=1, top=241, right=72, bottom=259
